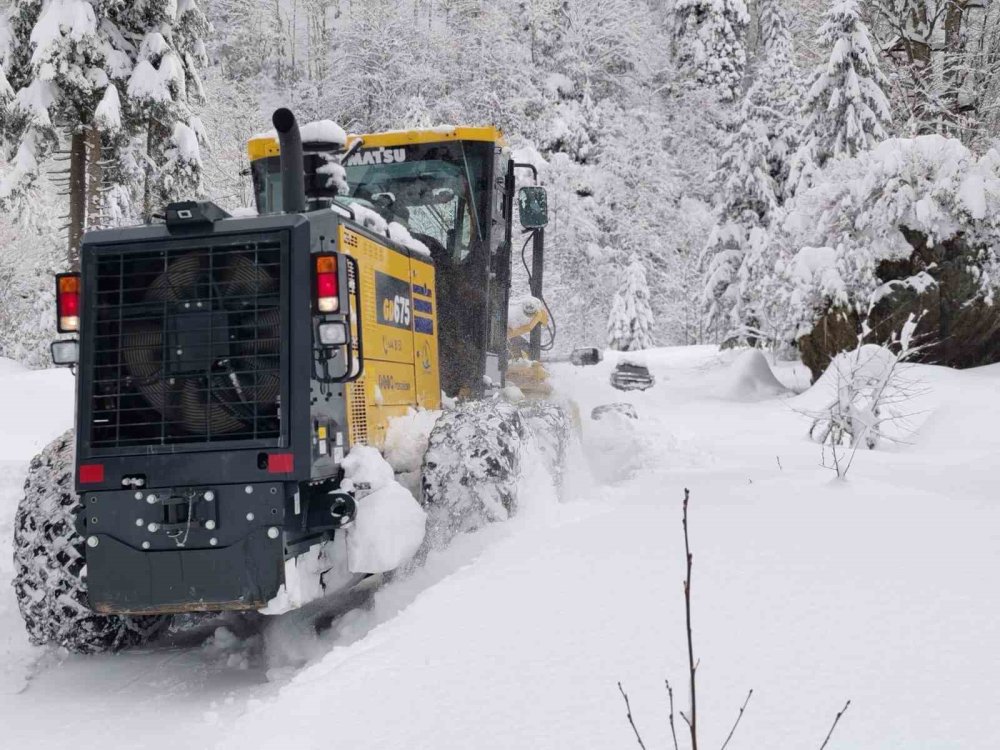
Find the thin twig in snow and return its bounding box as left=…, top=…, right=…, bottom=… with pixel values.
left=719, top=689, right=753, bottom=750
left=617, top=682, right=647, bottom=750
left=682, top=487, right=698, bottom=750
left=819, top=700, right=851, bottom=750
left=665, top=679, right=680, bottom=750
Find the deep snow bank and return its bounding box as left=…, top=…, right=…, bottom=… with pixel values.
left=0, top=359, right=74, bottom=460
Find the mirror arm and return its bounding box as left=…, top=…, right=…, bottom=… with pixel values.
left=513, top=162, right=538, bottom=182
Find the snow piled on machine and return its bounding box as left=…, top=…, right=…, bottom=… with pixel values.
left=253, top=119, right=347, bottom=146
left=342, top=446, right=426, bottom=574
left=347, top=202, right=431, bottom=257
left=383, top=408, right=441, bottom=496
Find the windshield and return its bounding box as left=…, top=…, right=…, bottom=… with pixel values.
left=252, top=141, right=492, bottom=264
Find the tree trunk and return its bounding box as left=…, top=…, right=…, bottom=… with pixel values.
left=67, top=131, right=86, bottom=270
left=943, top=0, right=969, bottom=129
left=85, top=126, right=102, bottom=233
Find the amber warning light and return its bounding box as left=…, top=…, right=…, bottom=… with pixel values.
left=314, top=254, right=339, bottom=313
left=56, top=273, right=81, bottom=333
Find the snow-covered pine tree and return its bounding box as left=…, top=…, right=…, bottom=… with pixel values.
left=701, top=92, right=778, bottom=344
left=752, top=0, right=802, bottom=203
left=671, top=0, right=750, bottom=102
left=608, top=253, right=655, bottom=352
left=118, top=0, right=210, bottom=221
left=0, top=0, right=113, bottom=264
left=0, top=0, right=210, bottom=261
left=788, top=0, right=891, bottom=196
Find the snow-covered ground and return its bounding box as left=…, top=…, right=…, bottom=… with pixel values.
left=2, top=347, right=999, bottom=749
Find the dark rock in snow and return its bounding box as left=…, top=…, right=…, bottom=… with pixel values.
left=799, top=229, right=1000, bottom=381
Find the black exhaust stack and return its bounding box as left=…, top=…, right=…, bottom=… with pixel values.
left=272, top=108, right=306, bottom=214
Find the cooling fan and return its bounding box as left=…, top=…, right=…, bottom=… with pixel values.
left=121, top=250, right=281, bottom=437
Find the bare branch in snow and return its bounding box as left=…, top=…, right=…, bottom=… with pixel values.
left=719, top=689, right=754, bottom=750
left=617, top=682, right=648, bottom=750
left=665, top=679, right=680, bottom=750
left=819, top=700, right=852, bottom=750
left=682, top=487, right=698, bottom=750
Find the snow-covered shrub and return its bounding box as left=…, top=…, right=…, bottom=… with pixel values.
left=798, top=317, right=925, bottom=478
left=786, top=135, right=1000, bottom=378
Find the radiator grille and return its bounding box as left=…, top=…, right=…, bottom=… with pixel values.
left=87, top=235, right=286, bottom=450
left=347, top=380, right=369, bottom=446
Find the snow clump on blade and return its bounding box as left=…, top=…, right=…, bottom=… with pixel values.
left=342, top=446, right=427, bottom=574
left=384, top=409, right=442, bottom=476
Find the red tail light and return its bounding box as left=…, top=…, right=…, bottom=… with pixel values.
left=314, top=254, right=339, bottom=313
left=267, top=453, right=294, bottom=474
left=56, top=273, right=81, bottom=333
left=78, top=463, right=105, bottom=484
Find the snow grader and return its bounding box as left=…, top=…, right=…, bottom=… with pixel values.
left=13, top=109, right=567, bottom=653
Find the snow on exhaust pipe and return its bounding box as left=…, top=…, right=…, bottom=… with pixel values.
left=272, top=108, right=306, bottom=214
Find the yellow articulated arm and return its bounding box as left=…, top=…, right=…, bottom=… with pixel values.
left=507, top=296, right=549, bottom=341
left=506, top=297, right=552, bottom=396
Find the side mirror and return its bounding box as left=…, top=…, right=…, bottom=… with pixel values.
left=518, top=186, right=548, bottom=229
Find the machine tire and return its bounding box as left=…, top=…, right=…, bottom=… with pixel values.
left=12, top=430, right=170, bottom=654
left=421, top=400, right=526, bottom=546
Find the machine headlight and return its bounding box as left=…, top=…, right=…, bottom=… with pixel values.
left=51, top=339, right=80, bottom=366
left=318, top=322, right=348, bottom=346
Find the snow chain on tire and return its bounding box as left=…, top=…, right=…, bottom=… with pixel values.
left=12, top=430, right=170, bottom=654
left=420, top=399, right=571, bottom=547
left=421, top=400, right=526, bottom=546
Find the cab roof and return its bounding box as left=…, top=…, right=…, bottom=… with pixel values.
left=247, top=125, right=506, bottom=162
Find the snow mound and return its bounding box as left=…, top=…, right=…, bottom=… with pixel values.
left=719, top=349, right=788, bottom=401
left=343, top=446, right=426, bottom=574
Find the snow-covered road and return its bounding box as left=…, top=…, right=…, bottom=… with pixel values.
left=1, top=348, right=998, bottom=749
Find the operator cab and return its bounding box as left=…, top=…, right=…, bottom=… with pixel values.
left=248, top=126, right=510, bottom=397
